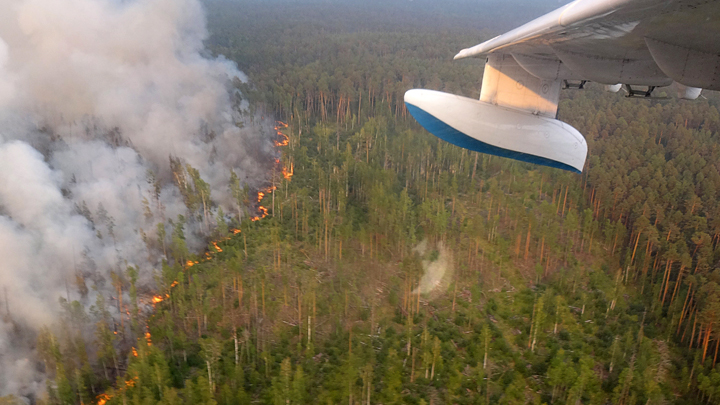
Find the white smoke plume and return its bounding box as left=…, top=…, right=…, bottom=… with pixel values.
left=0, top=0, right=274, bottom=398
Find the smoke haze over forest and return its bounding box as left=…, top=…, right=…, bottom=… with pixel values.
left=0, top=0, right=562, bottom=398
left=0, top=0, right=273, bottom=398
left=204, top=0, right=568, bottom=33
left=7, top=0, right=718, bottom=404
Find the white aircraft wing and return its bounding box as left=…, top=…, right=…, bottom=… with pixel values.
left=405, top=0, right=720, bottom=173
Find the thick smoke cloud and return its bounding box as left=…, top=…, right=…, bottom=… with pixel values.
left=0, top=39, right=14, bottom=107
left=0, top=0, right=273, bottom=398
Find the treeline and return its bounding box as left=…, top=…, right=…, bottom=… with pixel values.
left=207, top=0, right=486, bottom=120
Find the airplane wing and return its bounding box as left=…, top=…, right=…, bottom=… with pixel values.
left=404, top=0, right=720, bottom=173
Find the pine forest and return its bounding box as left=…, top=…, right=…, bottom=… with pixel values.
left=5, top=1, right=720, bottom=404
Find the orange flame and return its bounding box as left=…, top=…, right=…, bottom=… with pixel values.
left=282, top=162, right=294, bottom=180
left=259, top=186, right=276, bottom=200
left=170, top=280, right=179, bottom=287
left=247, top=121, right=292, bottom=223
left=274, top=133, right=289, bottom=147
left=95, top=373, right=138, bottom=404
left=145, top=332, right=152, bottom=346
left=151, top=293, right=170, bottom=306
left=131, top=347, right=138, bottom=357
left=251, top=206, right=269, bottom=222
left=212, top=241, right=223, bottom=252
left=232, top=229, right=241, bottom=234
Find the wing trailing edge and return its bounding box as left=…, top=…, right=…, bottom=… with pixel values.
left=453, top=0, right=720, bottom=91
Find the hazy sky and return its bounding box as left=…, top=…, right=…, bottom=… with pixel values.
left=204, top=0, right=570, bottom=34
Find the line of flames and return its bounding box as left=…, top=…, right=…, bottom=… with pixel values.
left=97, top=122, right=292, bottom=404
left=99, top=283, right=177, bottom=403
left=252, top=121, right=291, bottom=222
left=96, top=376, right=138, bottom=405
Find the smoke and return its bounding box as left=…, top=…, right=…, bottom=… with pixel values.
left=0, top=38, right=14, bottom=107
left=0, top=0, right=273, bottom=398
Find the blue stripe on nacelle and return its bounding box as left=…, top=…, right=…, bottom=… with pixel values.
left=405, top=102, right=581, bottom=173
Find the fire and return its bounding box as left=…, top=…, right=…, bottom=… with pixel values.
left=151, top=293, right=170, bottom=306
left=274, top=133, right=289, bottom=147
left=282, top=162, right=294, bottom=180
left=249, top=121, right=294, bottom=222
left=249, top=184, right=278, bottom=221
left=95, top=121, right=291, bottom=405
left=180, top=234, right=236, bottom=269
left=97, top=394, right=110, bottom=405
left=94, top=370, right=139, bottom=404
left=251, top=206, right=269, bottom=222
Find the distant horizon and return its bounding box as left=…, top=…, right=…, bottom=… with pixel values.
left=202, top=0, right=570, bottom=35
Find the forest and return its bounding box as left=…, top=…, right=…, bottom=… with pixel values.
left=5, top=0, right=720, bottom=404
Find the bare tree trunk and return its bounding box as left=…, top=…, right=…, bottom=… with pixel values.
left=234, top=329, right=239, bottom=365
left=207, top=360, right=213, bottom=392
left=307, top=315, right=312, bottom=350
